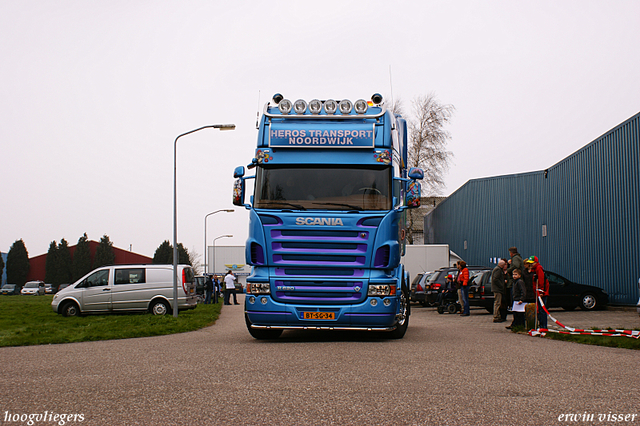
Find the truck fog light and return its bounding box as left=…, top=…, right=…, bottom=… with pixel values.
left=278, top=99, right=292, bottom=114
left=383, top=299, right=391, bottom=306
left=324, top=99, right=337, bottom=114
left=354, top=99, right=368, bottom=114
left=260, top=297, right=268, bottom=305
left=248, top=296, right=256, bottom=304
left=370, top=298, right=378, bottom=307
left=309, top=99, right=322, bottom=114
left=339, top=100, right=353, bottom=114
left=293, top=99, right=307, bottom=114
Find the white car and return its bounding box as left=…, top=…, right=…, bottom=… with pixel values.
left=21, top=281, right=45, bottom=295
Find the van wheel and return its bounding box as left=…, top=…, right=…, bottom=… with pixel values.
left=61, top=301, right=80, bottom=317
left=150, top=300, right=171, bottom=316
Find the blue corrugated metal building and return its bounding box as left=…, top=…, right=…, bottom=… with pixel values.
left=425, top=112, right=640, bottom=305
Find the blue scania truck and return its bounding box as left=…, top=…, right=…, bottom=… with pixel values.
left=232, top=93, right=423, bottom=339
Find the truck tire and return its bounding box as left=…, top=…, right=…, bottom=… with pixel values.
left=388, top=277, right=410, bottom=339
left=245, top=314, right=283, bottom=340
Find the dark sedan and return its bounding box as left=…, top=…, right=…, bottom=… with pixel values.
left=468, top=269, right=608, bottom=312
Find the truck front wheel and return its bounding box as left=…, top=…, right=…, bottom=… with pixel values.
left=388, top=285, right=410, bottom=339
left=245, top=314, right=283, bottom=340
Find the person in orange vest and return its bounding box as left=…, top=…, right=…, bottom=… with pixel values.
left=458, top=261, right=470, bottom=316
left=525, top=256, right=549, bottom=329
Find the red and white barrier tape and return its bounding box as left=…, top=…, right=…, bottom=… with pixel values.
left=528, top=296, right=640, bottom=339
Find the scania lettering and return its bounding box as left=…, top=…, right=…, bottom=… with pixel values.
left=233, top=93, right=423, bottom=339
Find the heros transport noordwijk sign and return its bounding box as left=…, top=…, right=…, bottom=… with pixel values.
left=268, top=122, right=375, bottom=148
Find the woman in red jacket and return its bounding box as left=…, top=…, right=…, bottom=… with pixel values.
left=458, top=261, right=470, bottom=316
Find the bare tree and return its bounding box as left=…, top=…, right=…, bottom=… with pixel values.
left=407, top=93, right=455, bottom=196
left=390, top=93, right=454, bottom=244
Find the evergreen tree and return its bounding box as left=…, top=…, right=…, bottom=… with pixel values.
left=0, top=254, right=4, bottom=285
left=6, top=239, right=30, bottom=288
left=177, top=243, right=192, bottom=266
left=94, top=234, right=116, bottom=268
left=44, top=240, right=58, bottom=283
left=152, top=240, right=173, bottom=264
left=152, top=240, right=192, bottom=265
left=56, top=239, right=73, bottom=285
left=72, top=233, right=92, bottom=281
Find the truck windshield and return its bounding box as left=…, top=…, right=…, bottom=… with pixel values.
left=254, top=165, right=391, bottom=211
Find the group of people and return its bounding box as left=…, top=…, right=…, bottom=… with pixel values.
left=491, top=247, right=549, bottom=329
left=204, top=270, right=240, bottom=306
left=441, top=248, right=549, bottom=330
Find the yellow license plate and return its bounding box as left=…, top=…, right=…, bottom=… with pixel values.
left=302, top=312, right=335, bottom=320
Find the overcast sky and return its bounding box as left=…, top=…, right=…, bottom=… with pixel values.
left=1, top=0, right=639, bottom=262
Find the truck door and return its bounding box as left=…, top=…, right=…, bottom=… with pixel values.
left=81, top=269, right=112, bottom=312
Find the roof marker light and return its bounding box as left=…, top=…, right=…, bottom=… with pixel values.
left=309, top=99, right=322, bottom=114
left=339, top=100, right=353, bottom=114
left=278, top=99, right=292, bottom=114
left=324, top=99, right=337, bottom=115
left=354, top=99, right=368, bottom=114
left=272, top=93, right=284, bottom=104
left=293, top=99, right=307, bottom=114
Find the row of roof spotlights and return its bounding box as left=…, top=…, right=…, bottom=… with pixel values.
left=272, top=93, right=383, bottom=115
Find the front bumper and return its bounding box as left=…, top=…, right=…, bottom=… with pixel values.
left=245, top=295, right=400, bottom=330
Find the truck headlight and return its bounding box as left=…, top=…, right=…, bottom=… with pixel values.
left=368, top=284, right=396, bottom=297
left=248, top=283, right=270, bottom=295
left=339, top=100, right=353, bottom=114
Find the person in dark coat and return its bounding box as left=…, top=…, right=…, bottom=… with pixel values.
left=507, top=268, right=526, bottom=329
left=204, top=275, right=214, bottom=304
left=491, top=259, right=507, bottom=322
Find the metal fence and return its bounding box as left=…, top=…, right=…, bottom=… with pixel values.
left=425, top=112, right=640, bottom=305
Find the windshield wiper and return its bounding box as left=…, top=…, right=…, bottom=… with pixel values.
left=268, top=201, right=307, bottom=210
left=312, top=202, right=361, bottom=211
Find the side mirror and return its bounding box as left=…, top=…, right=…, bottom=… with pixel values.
left=233, top=177, right=245, bottom=206
left=233, top=166, right=245, bottom=179
left=408, top=167, right=424, bottom=180
left=405, top=180, right=421, bottom=208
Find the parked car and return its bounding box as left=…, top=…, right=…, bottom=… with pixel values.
left=21, top=281, right=45, bottom=295
left=423, top=266, right=487, bottom=306
left=468, top=269, right=608, bottom=312
left=1, top=284, right=19, bottom=295
left=44, top=284, right=57, bottom=294
left=52, top=264, right=198, bottom=316
left=410, top=271, right=434, bottom=306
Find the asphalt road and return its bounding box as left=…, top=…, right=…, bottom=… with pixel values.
left=1, top=298, right=639, bottom=426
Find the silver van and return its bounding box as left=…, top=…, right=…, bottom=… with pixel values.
left=52, top=264, right=197, bottom=316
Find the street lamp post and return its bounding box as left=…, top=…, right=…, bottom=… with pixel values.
left=204, top=209, right=234, bottom=274
left=212, top=234, right=233, bottom=277
left=173, top=124, right=235, bottom=318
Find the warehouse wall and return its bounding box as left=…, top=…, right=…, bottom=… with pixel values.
left=425, top=112, right=640, bottom=304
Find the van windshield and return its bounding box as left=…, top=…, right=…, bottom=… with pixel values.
left=254, top=165, right=391, bottom=211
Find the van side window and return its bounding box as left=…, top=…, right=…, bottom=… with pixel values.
left=115, top=268, right=146, bottom=285
left=86, top=270, right=110, bottom=287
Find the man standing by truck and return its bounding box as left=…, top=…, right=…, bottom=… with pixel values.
left=224, top=270, right=239, bottom=305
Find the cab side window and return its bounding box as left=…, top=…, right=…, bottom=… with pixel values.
left=86, top=270, right=110, bottom=287
left=115, top=269, right=146, bottom=285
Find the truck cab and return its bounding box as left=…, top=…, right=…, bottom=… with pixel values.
left=233, top=94, right=423, bottom=339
